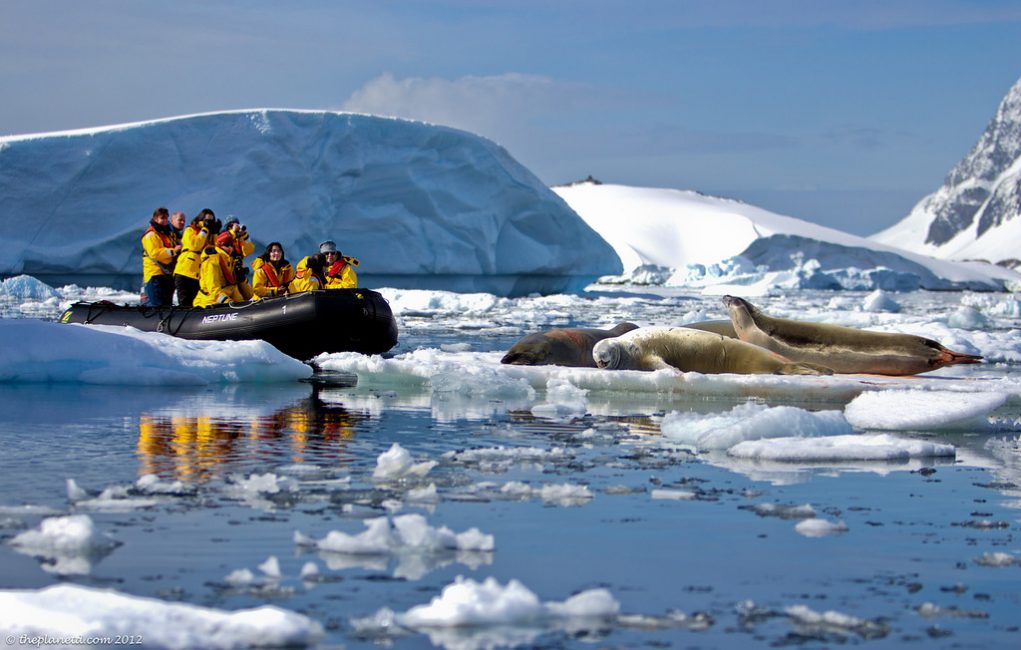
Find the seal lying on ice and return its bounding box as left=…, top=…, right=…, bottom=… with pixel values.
left=592, top=326, right=831, bottom=375
left=501, top=322, right=640, bottom=367
left=501, top=320, right=738, bottom=368
left=722, top=295, right=982, bottom=375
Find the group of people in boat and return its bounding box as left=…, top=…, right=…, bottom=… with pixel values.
left=140, top=207, right=358, bottom=308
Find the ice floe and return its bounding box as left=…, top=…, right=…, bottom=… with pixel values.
left=0, top=584, right=322, bottom=648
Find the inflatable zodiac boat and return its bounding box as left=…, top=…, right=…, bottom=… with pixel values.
left=59, top=289, right=399, bottom=360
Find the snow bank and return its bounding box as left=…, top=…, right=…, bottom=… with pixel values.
left=0, top=110, right=620, bottom=296
left=0, top=319, right=311, bottom=384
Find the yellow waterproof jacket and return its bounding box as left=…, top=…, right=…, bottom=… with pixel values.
left=141, top=226, right=177, bottom=282
left=288, top=256, right=323, bottom=294
left=195, top=245, right=254, bottom=307
left=251, top=257, right=295, bottom=298
left=323, top=257, right=358, bottom=289
left=175, top=224, right=214, bottom=280
left=233, top=231, right=255, bottom=259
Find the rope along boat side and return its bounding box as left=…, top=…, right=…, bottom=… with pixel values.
left=59, top=289, right=398, bottom=360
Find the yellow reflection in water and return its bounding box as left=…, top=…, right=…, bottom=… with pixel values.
left=137, top=391, right=363, bottom=482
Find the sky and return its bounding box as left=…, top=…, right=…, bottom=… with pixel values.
left=3, top=0, right=1021, bottom=236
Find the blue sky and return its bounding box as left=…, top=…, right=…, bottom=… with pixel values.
left=3, top=0, right=1021, bottom=235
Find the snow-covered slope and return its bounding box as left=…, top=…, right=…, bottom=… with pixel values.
left=0, top=110, right=620, bottom=296
left=554, top=181, right=1021, bottom=292
left=872, top=75, right=1021, bottom=267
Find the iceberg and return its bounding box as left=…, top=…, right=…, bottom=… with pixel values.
left=0, top=110, right=621, bottom=296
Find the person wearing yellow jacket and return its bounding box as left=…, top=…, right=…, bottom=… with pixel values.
left=251, top=242, right=295, bottom=298
left=223, top=216, right=255, bottom=260
left=174, top=209, right=219, bottom=307
left=195, top=231, right=254, bottom=307
left=288, top=253, right=326, bottom=294
left=318, top=240, right=358, bottom=289
left=141, top=207, right=182, bottom=306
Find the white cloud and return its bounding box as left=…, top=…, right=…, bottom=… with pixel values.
left=341, top=72, right=586, bottom=142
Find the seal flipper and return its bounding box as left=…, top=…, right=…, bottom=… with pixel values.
left=938, top=349, right=983, bottom=366
left=777, top=362, right=832, bottom=376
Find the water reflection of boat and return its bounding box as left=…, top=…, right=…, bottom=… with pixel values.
left=137, top=388, right=367, bottom=481
left=60, top=289, right=398, bottom=360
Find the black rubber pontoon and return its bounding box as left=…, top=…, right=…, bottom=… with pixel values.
left=59, top=289, right=398, bottom=360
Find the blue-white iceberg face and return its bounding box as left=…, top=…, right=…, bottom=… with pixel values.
left=0, top=110, right=621, bottom=296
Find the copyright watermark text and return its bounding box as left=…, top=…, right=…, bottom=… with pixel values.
left=6, top=635, right=143, bottom=647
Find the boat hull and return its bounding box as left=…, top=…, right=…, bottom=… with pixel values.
left=59, top=289, right=399, bottom=360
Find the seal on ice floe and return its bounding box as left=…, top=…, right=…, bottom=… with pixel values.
left=501, top=322, right=639, bottom=367
left=722, top=295, right=982, bottom=376
left=591, top=326, right=831, bottom=375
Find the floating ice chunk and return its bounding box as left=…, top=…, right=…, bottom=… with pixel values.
left=784, top=604, right=885, bottom=637
left=539, top=484, right=593, bottom=507
left=406, top=483, right=441, bottom=504
left=795, top=519, right=848, bottom=537
left=373, top=443, right=437, bottom=479
left=0, top=275, right=60, bottom=300
left=397, top=576, right=619, bottom=628
left=916, top=602, right=989, bottom=619
left=651, top=489, right=696, bottom=500
left=135, top=474, right=195, bottom=495
left=295, top=514, right=493, bottom=555
left=863, top=289, right=900, bottom=313
left=545, top=588, right=621, bottom=618
left=0, top=504, right=61, bottom=517
left=0, top=584, right=322, bottom=648
left=298, top=517, right=396, bottom=555
left=729, top=433, right=955, bottom=461
left=444, top=445, right=570, bottom=473
left=947, top=305, right=991, bottom=329
left=66, top=478, right=88, bottom=502
left=224, top=568, right=257, bottom=587
left=745, top=503, right=816, bottom=519
left=233, top=472, right=296, bottom=494
left=259, top=556, right=282, bottom=579
left=496, top=481, right=593, bottom=507
left=531, top=378, right=588, bottom=419
left=10, top=514, right=113, bottom=558
left=9, top=515, right=117, bottom=575
left=660, top=403, right=851, bottom=451
left=300, top=562, right=320, bottom=579
left=392, top=514, right=495, bottom=552
left=0, top=319, right=312, bottom=384
left=844, top=390, right=1007, bottom=431
left=975, top=552, right=1020, bottom=567
left=500, top=481, right=535, bottom=499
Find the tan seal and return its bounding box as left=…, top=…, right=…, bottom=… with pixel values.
left=722, top=295, right=983, bottom=375
left=501, top=322, right=639, bottom=367
left=592, top=326, right=831, bottom=375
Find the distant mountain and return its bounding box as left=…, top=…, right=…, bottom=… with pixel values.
left=554, top=181, right=1021, bottom=293
left=872, top=75, right=1021, bottom=268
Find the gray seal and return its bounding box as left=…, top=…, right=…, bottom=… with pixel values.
left=501, top=322, right=639, bottom=367
left=592, top=326, right=831, bottom=375
left=722, top=295, right=983, bottom=375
